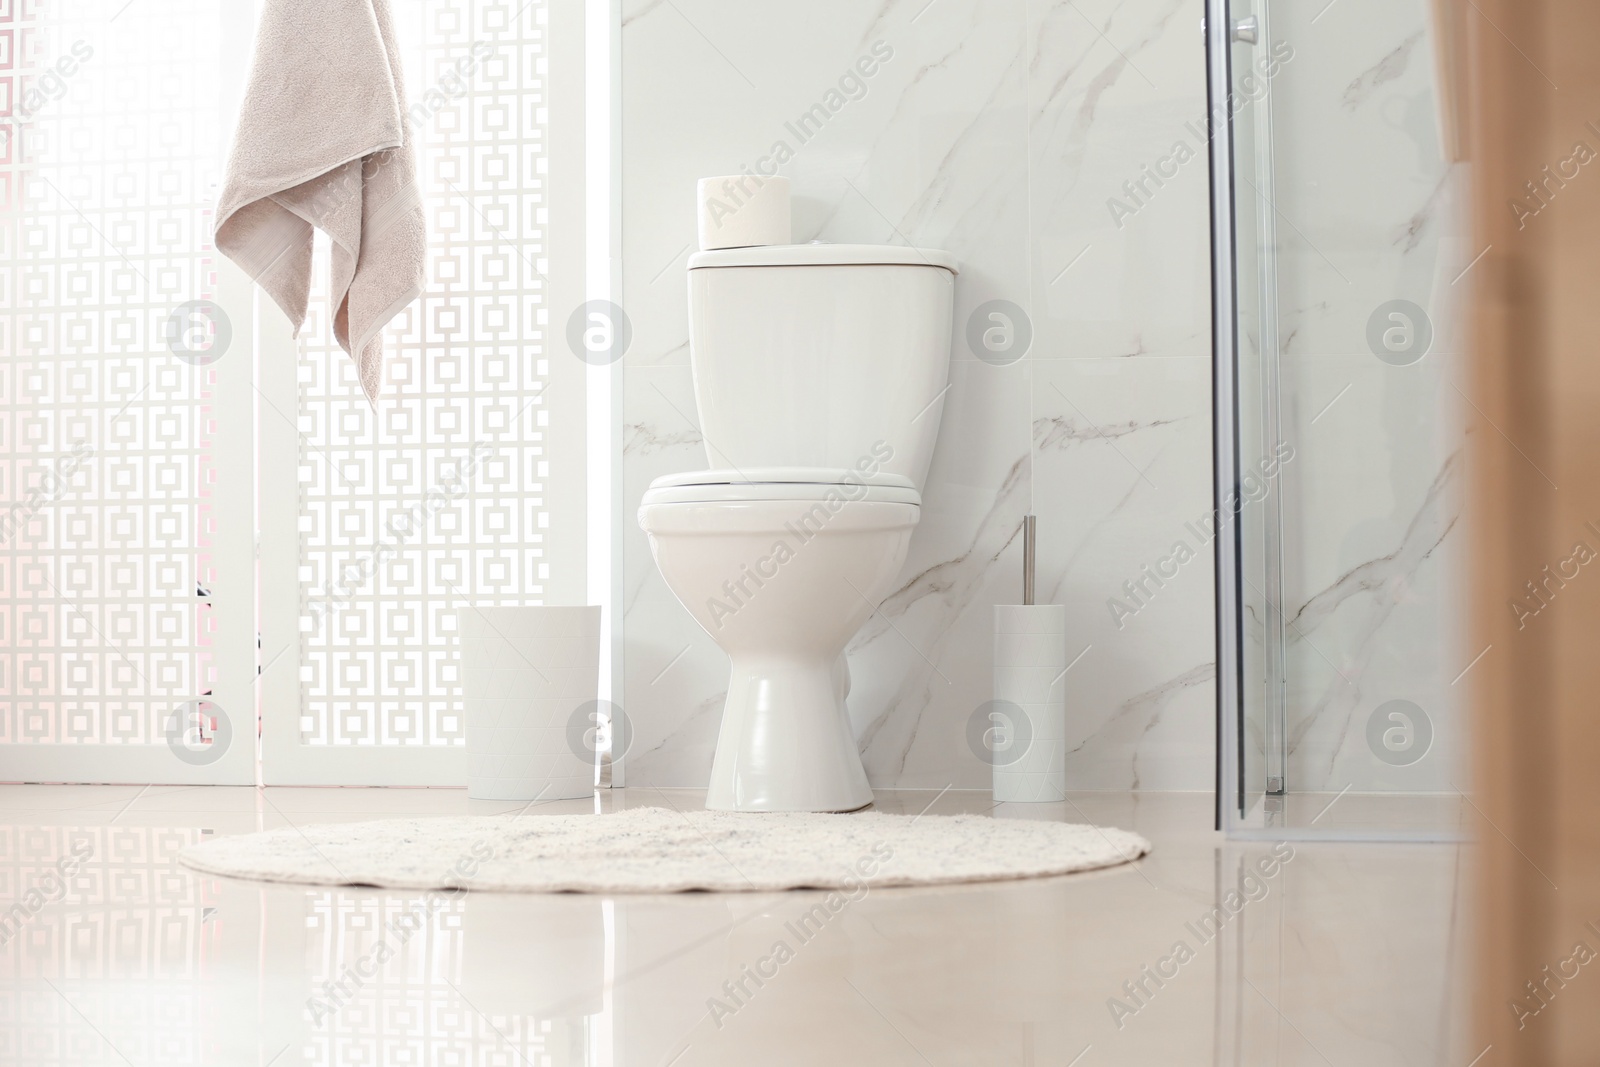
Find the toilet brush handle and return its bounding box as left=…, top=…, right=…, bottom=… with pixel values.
left=1022, top=514, right=1036, bottom=606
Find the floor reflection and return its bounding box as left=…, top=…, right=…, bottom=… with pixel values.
left=0, top=788, right=1469, bottom=1066
left=1212, top=840, right=1472, bottom=1067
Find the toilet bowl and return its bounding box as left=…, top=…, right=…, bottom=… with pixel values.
left=640, top=468, right=920, bottom=811
left=640, top=242, right=957, bottom=812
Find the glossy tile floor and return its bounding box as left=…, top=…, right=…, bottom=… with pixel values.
left=0, top=787, right=1472, bottom=1066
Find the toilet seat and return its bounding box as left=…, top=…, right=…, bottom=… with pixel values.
left=642, top=467, right=921, bottom=507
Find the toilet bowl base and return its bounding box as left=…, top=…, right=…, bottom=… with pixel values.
left=705, top=656, right=873, bottom=813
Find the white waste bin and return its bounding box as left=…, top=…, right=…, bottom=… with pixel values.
left=459, top=605, right=601, bottom=801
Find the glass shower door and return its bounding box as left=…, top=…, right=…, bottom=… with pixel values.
left=1214, top=0, right=1469, bottom=839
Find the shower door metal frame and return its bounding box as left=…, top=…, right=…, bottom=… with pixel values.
left=1208, top=0, right=1245, bottom=832
left=1211, top=0, right=1293, bottom=835
left=1243, top=0, right=1290, bottom=800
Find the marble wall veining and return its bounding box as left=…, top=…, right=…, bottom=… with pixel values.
left=616, top=0, right=1465, bottom=795
left=620, top=0, right=1215, bottom=792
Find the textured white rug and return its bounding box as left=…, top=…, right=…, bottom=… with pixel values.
left=179, top=807, right=1151, bottom=893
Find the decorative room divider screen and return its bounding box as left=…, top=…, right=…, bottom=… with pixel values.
left=0, top=0, right=258, bottom=785
left=1, top=0, right=592, bottom=788
left=256, top=0, right=591, bottom=787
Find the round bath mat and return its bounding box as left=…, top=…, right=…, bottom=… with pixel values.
left=178, top=807, right=1150, bottom=893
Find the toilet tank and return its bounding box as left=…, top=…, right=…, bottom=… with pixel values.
left=686, top=244, right=958, bottom=489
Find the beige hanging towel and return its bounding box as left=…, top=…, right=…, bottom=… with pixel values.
left=216, top=0, right=425, bottom=402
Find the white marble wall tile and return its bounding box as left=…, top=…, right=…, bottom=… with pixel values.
left=1028, top=0, right=1211, bottom=362
left=622, top=0, right=1042, bottom=790
left=617, top=0, right=1465, bottom=797
left=1032, top=356, right=1217, bottom=789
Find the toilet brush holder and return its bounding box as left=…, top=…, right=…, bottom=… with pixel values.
left=991, top=516, right=1069, bottom=802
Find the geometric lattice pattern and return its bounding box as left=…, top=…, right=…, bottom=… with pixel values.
left=296, top=0, right=552, bottom=748
left=0, top=824, right=218, bottom=1065
left=0, top=1, right=228, bottom=745
left=303, top=892, right=561, bottom=1062
left=1, top=815, right=590, bottom=1061
left=0, top=824, right=217, bottom=974
left=0, top=820, right=572, bottom=1061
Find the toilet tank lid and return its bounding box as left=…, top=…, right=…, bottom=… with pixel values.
left=651, top=466, right=915, bottom=490
left=687, top=243, right=959, bottom=274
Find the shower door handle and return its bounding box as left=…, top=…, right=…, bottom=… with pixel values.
left=1232, top=15, right=1259, bottom=44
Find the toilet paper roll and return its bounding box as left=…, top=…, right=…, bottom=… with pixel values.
left=697, top=175, right=790, bottom=251
left=992, top=604, right=1068, bottom=803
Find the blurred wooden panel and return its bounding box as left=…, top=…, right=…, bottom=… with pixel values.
left=1465, top=0, right=1600, bottom=1062
left=1428, top=0, right=1469, bottom=161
